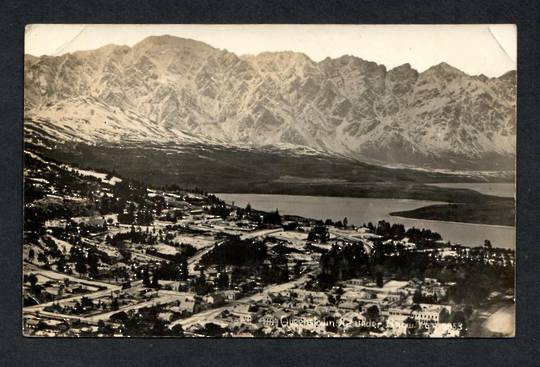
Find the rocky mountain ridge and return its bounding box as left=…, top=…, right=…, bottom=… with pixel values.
left=24, top=35, right=516, bottom=170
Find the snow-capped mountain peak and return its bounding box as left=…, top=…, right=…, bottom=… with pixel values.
left=24, top=35, right=516, bottom=170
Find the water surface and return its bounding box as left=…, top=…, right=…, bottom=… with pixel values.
left=217, top=193, right=515, bottom=249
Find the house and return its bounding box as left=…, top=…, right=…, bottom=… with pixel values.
left=412, top=304, right=452, bottom=327
left=384, top=293, right=403, bottom=303
left=293, top=290, right=327, bottom=304
left=177, top=297, right=196, bottom=313
left=71, top=216, right=106, bottom=227
left=315, top=305, right=338, bottom=315
left=273, top=310, right=291, bottom=324
left=387, top=307, right=412, bottom=317
left=341, top=290, right=367, bottom=302
left=338, top=301, right=359, bottom=311
left=221, top=290, right=240, bottom=301
left=44, top=219, right=68, bottom=229
left=259, top=294, right=274, bottom=305
left=345, top=279, right=366, bottom=287
left=203, top=293, right=225, bottom=306
left=232, top=310, right=255, bottom=324
left=259, top=314, right=279, bottom=328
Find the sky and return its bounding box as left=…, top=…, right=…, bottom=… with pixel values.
left=25, top=24, right=516, bottom=77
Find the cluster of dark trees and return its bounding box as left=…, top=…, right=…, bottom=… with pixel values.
left=141, top=267, right=161, bottom=288
left=262, top=210, right=282, bottom=226
left=318, top=243, right=370, bottom=290
left=106, top=226, right=159, bottom=246
left=192, top=270, right=214, bottom=295
left=445, top=262, right=514, bottom=305
left=117, top=207, right=154, bottom=226
left=69, top=246, right=100, bottom=278
left=260, top=254, right=290, bottom=284
left=25, top=152, right=104, bottom=201
left=109, top=306, right=184, bottom=337
left=155, top=254, right=190, bottom=282
left=367, top=220, right=442, bottom=246
left=200, top=237, right=268, bottom=267
left=307, top=224, right=329, bottom=243
left=100, top=180, right=161, bottom=225
left=208, top=204, right=232, bottom=219
left=315, top=229, right=514, bottom=308
left=324, top=217, right=348, bottom=228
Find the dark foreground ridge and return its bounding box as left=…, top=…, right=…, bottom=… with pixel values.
left=26, top=141, right=515, bottom=227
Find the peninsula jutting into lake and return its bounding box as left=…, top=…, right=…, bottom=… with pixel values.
left=23, top=25, right=516, bottom=338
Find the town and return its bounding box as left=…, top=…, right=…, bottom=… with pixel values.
left=23, top=149, right=515, bottom=337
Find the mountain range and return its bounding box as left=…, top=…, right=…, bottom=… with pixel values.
left=24, top=35, right=516, bottom=170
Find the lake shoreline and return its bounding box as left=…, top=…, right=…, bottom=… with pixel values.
left=216, top=193, right=516, bottom=249
left=390, top=213, right=515, bottom=229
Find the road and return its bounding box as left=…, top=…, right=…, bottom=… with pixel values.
left=240, top=228, right=283, bottom=240
left=85, top=292, right=189, bottom=322
left=24, top=286, right=122, bottom=313
left=23, top=276, right=142, bottom=313
left=329, top=228, right=374, bottom=253
left=25, top=227, right=289, bottom=328
left=25, top=265, right=120, bottom=290
left=168, top=270, right=314, bottom=329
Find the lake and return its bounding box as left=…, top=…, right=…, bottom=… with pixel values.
left=216, top=193, right=515, bottom=249
left=426, top=182, right=515, bottom=198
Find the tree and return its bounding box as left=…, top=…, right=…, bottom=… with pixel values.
left=217, top=272, right=229, bottom=290
left=171, top=324, right=184, bottom=337
left=152, top=318, right=167, bottom=336
left=142, top=268, right=151, bottom=287
left=327, top=294, right=337, bottom=305
left=202, top=322, right=226, bottom=337
left=109, top=311, right=129, bottom=324
left=376, top=272, right=384, bottom=288
left=180, top=259, right=189, bottom=281
left=27, top=273, right=38, bottom=288
left=365, top=305, right=380, bottom=322
left=81, top=296, right=93, bottom=308
left=484, top=239, right=492, bottom=249
left=75, top=257, right=87, bottom=275
left=293, top=260, right=302, bottom=278
left=440, top=308, right=451, bottom=323
left=151, top=273, right=160, bottom=288
left=343, top=217, right=348, bottom=228
left=97, top=319, right=114, bottom=335
left=87, top=252, right=99, bottom=278
left=56, top=255, right=67, bottom=273
left=37, top=252, right=48, bottom=264
left=262, top=210, right=282, bottom=226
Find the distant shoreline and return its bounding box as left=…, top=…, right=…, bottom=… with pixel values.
left=390, top=213, right=515, bottom=229
left=216, top=192, right=516, bottom=230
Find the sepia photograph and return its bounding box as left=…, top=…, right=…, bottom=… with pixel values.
left=23, top=24, right=516, bottom=338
